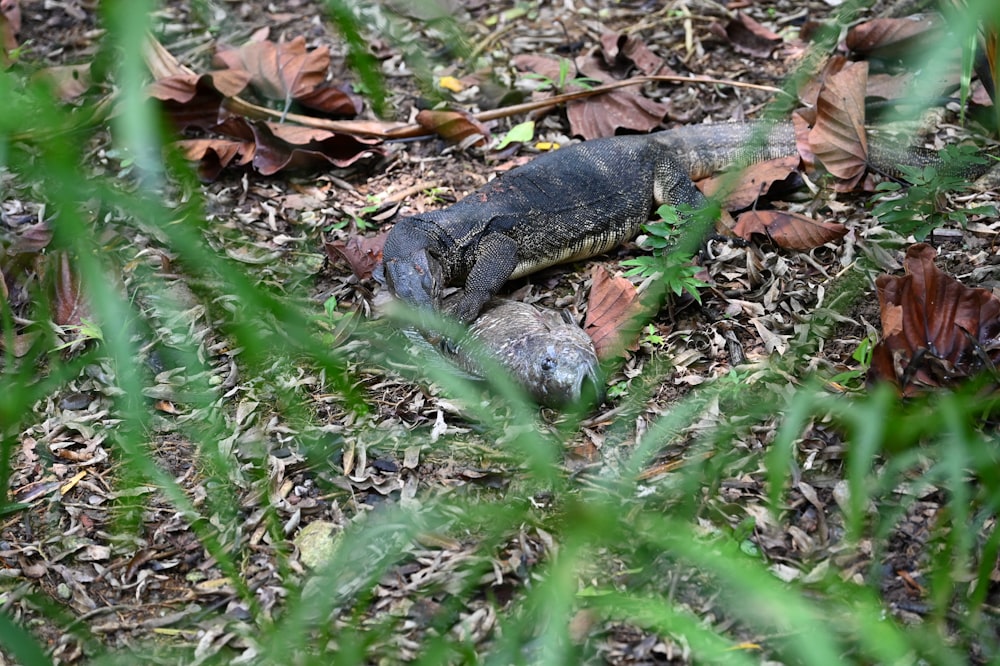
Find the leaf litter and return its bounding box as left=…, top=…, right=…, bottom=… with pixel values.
left=4, top=0, right=1000, bottom=662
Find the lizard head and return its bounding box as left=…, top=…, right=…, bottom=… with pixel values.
left=382, top=247, right=444, bottom=312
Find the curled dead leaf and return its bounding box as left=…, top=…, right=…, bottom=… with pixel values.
left=845, top=15, right=942, bottom=58
left=732, top=210, right=846, bottom=250
left=247, top=121, right=384, bottom=175
left=294, top=83, right=362, bottom=117
left=175, top=137, right=256, bottom=182
left=53, top=251, right=87, bottom=327
left=415, top=109, right=489, bottom=147
left=598, top=31, right=667, bottom=76
left=719, top=13, right=783, bottom=58
left=214, top=35, right=330, bottom=102
left=584, top=265, right=645, bottom=360
left=868, top=244, right=1000, bottom=395
left=0, top=0, right=20, bottom=64
left=151, top=72, right=252, bottom=131
left=808, top=61, right=869, bottom=190
left=697, top=155, right=800, bottom=210
left=324, top=231, right=388, bottom=281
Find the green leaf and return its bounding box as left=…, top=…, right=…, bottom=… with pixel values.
left=495, top=121, right=535, bottom=150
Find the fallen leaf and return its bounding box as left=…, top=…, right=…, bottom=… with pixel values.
left=584, top=265, right=645, bottom=360
left=324, top=231, right=389, bottom=280
left=732, top=210, right=847, bottom=250
left=151, top=71, right=252, bottom=130
left=214, top=35, right=330, bottom=102
left=868, top=244, right=1000, bottom=395
left=35, top=64, right=92, bottom=101
left=175, top=137, right=256, bottom=182
left=8, top=221, right=53, bottom=254
left=154, top=400, right=181, bottom=414
left=598, top=31, right=667, bottom=76
left=808, top=60, right=869, bottom=189
left=697, top=155, right=801, bottom=210
left=0, top=0, right=20, bottom=65
left=53, top=251, right=87, bottom=327
left=247, top=121, right=384, bottom=175
left=846, top=15, right=942, bottom=58
left=720, top=13, right=782, bottom=58
left=797, top=54, right=847, bottom=107
left=293, top=83, right=362, bottom=117
left=512, top=52, right=672, bottom=139
left=149, top=70, right=252, bottom=105
left=568, top=46, right=672, bottom=139
left=415, top=109, right=489, bottom=147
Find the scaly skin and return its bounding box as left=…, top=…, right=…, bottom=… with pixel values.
left=380, top=121, right=802, bottom=324
left=380, top=120, right=993, bottom=323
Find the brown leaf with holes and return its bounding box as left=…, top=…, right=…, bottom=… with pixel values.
left=720, top=13, right=782, bottom=58
left=732, top=210, right=847, bottom=250
left=868, top=244, right=1000, bottom=396
left=415, top=109, right=489, bottom=147
left=808, top=60, right=868, bottom=190
left=846, top=15, right=943, bottom=58
left=584, top=265, right=645, bottom=360
left=53, top=252, right=87, bottom=327
left=324, top=231, right=388, bottom=281
left=697, top=155, right=800, bottom=210
left=214, top=35, right=330, bottom=102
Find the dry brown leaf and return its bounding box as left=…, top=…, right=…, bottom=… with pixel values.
left=0, top=0, right=20, bottom=65
left=246, top=121, right=384, bottom=175
left=414, top=109, right=489, bottom=147
left=512, top=51, right=672, bottom=139
left=149, top=70, right=252, bottom=105
left=598, top=31, right=667, bottom=76
left=8, top=221, right=53, bottom=254
left=846, top=15, right=942, bottom=58
left=697, top=155, right=800, bottom=210
left=151, top=72, right=252, bottom=131
left=53, top=251, right=86, bottom=327
left=175, top=137, right=255, bottom=182
left=868, top=244, right=1000, bottom=395
left=324, top=231, right=389, bottom=281
left=569, top=47, right=671, bottom=139
left=732, top=210, right=847, bottom=250
left=214, top=35, right=330, bottom=102
left=35, top=64, right=92, bottom=101
left=584, top=265, right=644, bottom=360
left=797, top=54, right=847, bottom=107
left=719, top=13, right=782, bottom=58
left=294, top=83, right=362, bottom=117
left=808, top=60, right=869, bottom=189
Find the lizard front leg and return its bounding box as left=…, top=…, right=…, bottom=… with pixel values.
left=446, top=232, right=519, bottom=324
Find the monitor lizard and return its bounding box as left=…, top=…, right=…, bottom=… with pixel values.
left=379, top=120, right=982, bottom=325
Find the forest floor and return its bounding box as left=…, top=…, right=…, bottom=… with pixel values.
left=4, top=0, right=1000, bottom=663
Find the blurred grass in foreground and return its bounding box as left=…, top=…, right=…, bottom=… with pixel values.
left=1, top=0, right=999, bottom=664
